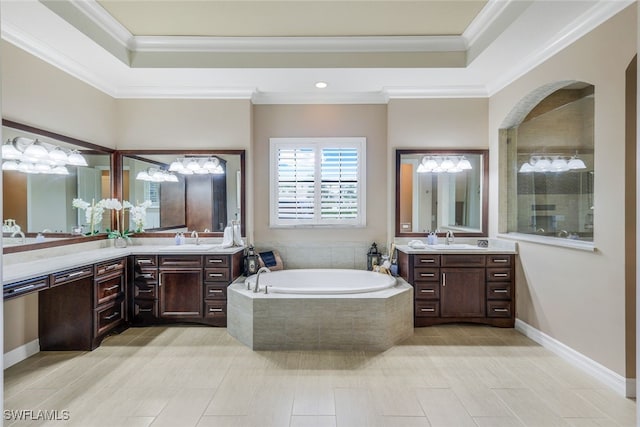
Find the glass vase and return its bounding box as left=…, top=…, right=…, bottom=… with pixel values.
left=114, top=237, right=128, bottom=248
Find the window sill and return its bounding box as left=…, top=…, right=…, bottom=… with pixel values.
left=497, top=233, right=596, bottom=252
left=270, top=224, right=366, bottom=229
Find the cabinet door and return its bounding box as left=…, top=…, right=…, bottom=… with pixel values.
left=159, top=269, right=203, bottom=318
left=440, top=268, right=485, bottom=317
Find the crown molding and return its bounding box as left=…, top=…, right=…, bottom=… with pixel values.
left=68, top=0, right=133, bottom=49
left=0, top=20, right=117, bottom=97
left=463, top=0, right=516, bottom=48
left=131, top=35, right=466, bottom=54
left=251, top=91, right=389, bottom=105
left=385, top=85, right=489, bottom=99
left=486, top=0, right=634, bottom=96
left=114, top=86, right=255, bottom=100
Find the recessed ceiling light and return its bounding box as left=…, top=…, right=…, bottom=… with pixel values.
left=315, top=81, right=328, bottom=89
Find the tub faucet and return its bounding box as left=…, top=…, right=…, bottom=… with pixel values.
left=445, top=230, right=455, bottom=245
left=11, top=230, right=25, bottom=244
left=191, top=230, right=199, bottom=245
left=253, top=266, right=271, bottom=293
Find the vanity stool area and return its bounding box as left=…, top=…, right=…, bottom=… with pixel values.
left=3, top=245, right=244, bottom=353
left=396, top=244, right=517, bottom=328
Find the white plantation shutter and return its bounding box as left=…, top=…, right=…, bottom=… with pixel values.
left=270, top=138, right=366, bottom=227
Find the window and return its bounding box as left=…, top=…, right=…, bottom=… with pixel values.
left=144, top=181, right=160, bottom=207
left=270, top=137, right=366, bottom=227
left=503, top=82, right=594, bottom=242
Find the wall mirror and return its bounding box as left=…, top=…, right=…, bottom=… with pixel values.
left=117, top=150, right=245, bottom=237
left=2, top=120, right=114, bottom=251
left=396, top=149, right=488, bottom=237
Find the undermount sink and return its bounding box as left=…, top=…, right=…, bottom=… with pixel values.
left=423, top=244, right=485, bottom=250
left=157, top=244, right=222, bottom=252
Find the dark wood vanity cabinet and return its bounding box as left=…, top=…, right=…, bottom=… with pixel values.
left=38, top=257, right=127, bottom=351
left=130, top=251, right=243, bottom=327
left=399, top=251, right=515, bottom=327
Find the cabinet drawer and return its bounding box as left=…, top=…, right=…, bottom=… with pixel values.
left=205, top=284, right=227, bottom=300
left=159, top=255, right=202, bottom=268
left=204, top=268, right=230, bottom=283
left=486, top=255, right=512, bottom=267
left=95, top=299, right=125, bottom=336
left=414, top=254, right=440, bottom=267
left=51, top=266, right=93, bottom=287
left=95, top=258, right=125, bottom=277
left=487, top=283, right=512, bottom=300
left=4, top=276, right=49, bottom=300
left=134, top=282, right=157, bottom=299
left=413, top=267, right=439, bottom=281
left=133, top=298, right=158, bottom=321
left=441, top=254, right=486, bottom=267
left=204, top=255, right=229, bottom=268
left=134, top=255, right=157, bottom=268
left=486, top=268, right=512, bottom=282
left=204, top=301, right=226, bottom=318
left=415, top=282, right=440, bottom=300
left=95, top=274, right=124, bottom=306
left=415, top=301, right=440, bottom=317
left=487, top=301, right=512, bottom=318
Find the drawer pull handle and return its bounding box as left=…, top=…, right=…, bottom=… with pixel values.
left=105, top=264, right=119, bottom=270
left=493, top=289, right=509, bottom=293
left=208, top=259, right=223, bottom=263
left=420, top=273, right=435, bottom=277
left=420, top=259, right=435, bottom=263
left=493, top=308, right=509, bottom=312
left=442, top=273, right=446, bottom=287
left=420, top=289, right=435, bottom=293
left=493, top=273, right=509, bottom=277
left=493, top=259, right=508, bottom=263
left=139, top=308, right=153, bottom=313
left=420, top=308, right=435, bottom=312
left=209, top=308, right=223, bottom=312
left=104, top=312, right=120, bottom=320
left=209, top=273, right=224, bottom=278
left=65, top=270, right=90, bottom=279
left=104, top=285, right=120, bottom=291
left=138, top=259, right=153, bottom=264
left=209, top=289, right=223, bottom=293
left=12, top=284, right=36, bottom=293
left=141, top=274, right=153, bottom=279
left=138, top=289, right=153, bottom=293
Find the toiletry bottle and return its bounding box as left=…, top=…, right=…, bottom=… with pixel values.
left=180, top=233, right=186, bottom=245
left=175, top=232, right=181, bottom=245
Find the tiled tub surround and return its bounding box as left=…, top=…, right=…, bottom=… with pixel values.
left=227, top=273, right=413, bottom=351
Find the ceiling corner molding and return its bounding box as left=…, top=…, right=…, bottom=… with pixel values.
left=1, top=21, right=117, bottom=97
left=70, top=0, right=133, bottom=50
left=385, top=85, right=489, bottom=99
left=485, top=0, right=635, bottom=96
left=463, top=0, right=516, bottom=48
left=114, top=86, right=255, bottom=100
left=131, top=35, right=466, bottom=54
left=251, top=91, right=389, bottom=105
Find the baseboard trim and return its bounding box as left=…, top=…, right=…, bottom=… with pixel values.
left=515, top=319, right=634, bottom=398
left=4, top=339, right=40, bottom=369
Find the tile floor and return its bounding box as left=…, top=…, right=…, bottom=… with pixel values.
left=3, top=324, right=637, bottom=427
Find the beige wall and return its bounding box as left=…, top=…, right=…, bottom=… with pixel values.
left=252, top=104, right=387, bottom=268
left=489, top=4, right=637, bottom=377
left=1, top=42, right=117, bottom=149
left=387, top=98, right=489, bottom=238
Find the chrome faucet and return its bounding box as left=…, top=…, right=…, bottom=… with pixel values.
left=253, top=266, right=271, bottom=293
left=11, top=230, right=26, bottom=244
left=445, top=230, right=455, bottom=245
left=191, top=230, right=199, bottom=245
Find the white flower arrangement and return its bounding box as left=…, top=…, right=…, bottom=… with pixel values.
left=72, top=198, right=151, bottom=238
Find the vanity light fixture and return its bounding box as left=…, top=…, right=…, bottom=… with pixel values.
left=168, top=157, right=224, bottom=175
left=417, top=155, right=473, bottom=173
left=519, top=153, right=587, bottom=173
left=136, top=167, right=179, bottom=183
left=1, top=136, right=89, bottom=174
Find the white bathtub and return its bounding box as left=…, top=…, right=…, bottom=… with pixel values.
left=243, top=268, right=396, bottom=294
left=227, top=268, right=413, bottom=351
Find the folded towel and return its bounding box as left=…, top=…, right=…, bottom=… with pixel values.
left=221, top=225, right=234, bottom=248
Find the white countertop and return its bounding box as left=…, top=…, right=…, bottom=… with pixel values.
left=395, top=238, right=517, bottom=255
left=3, top=244, right=244, bottom=284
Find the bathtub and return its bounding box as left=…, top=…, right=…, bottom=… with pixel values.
left=227, top=269, right=413, bottom=351
left=243, top=268, right=397, bottom=294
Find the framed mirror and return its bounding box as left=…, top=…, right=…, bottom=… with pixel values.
left=396, top=149, right=488, bottom=237
left=2, top=120, right=114, bottom=251
left=117, top=150, right=245, bottom=237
